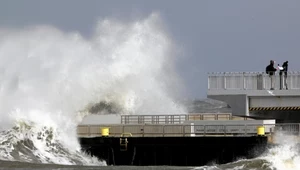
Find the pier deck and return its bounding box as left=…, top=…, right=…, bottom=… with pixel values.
left=78, top=114, right=300, bottom=166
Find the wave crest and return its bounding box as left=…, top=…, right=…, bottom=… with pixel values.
left=0, top=120, right=105, bottom=165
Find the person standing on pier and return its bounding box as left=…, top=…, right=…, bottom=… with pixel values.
left=266, top=60, right=277, bottom=90
left=278, top=64, right=284, bottom=90
left=282, top=61, right=288, bottom=90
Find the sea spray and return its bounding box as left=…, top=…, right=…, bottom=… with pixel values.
left=0, top=13, right=186, bottom=165
left=190, top=129, right=300, bottom=170
left=262, top=130, right=300, bottom=170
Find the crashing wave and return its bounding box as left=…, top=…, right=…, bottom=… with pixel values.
left=0, top=120, right=105, bottom=165
left=0, top=12, right=186, bottom=166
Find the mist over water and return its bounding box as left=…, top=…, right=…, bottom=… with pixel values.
left=0, top=13, right=186, bottom=165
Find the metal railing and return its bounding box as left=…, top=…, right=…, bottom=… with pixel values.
left=120, top=114, right=249, bottom=124
left=208, top=72, right=300, bottom=90
left=77, top=123, right=300, bottom=137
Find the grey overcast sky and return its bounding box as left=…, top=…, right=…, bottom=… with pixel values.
left=1, top=0, right=300, bottom=99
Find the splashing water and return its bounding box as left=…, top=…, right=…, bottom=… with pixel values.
left=0, top=116, right=102, bottom=165
left=0, top=13, right=186, bottom=165
left=192, top=130, right=300, bottom=170
left=262, top=131, right=300, bottom=170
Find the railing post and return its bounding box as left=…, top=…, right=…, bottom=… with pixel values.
left=171, top=115, right=174, bottom=124
left=208, top=74, right=210, bottom=90
left=243, top=72, right=246, bottom=90
left=263, top=73, right=266, bottom=90
left=223, top=72, right=227, bottom=89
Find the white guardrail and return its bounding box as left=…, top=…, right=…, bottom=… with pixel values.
left=208, top=72, right=300, bottom=90
left=77, top=123, right=300, bottom=137
left=120, top=114, right=249, bottom=124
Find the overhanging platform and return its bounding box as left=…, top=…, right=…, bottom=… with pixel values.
left=207, top=72, right=300, bottom=122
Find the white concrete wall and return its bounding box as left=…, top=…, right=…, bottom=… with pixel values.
left=79, top=114, right=121, bottom=125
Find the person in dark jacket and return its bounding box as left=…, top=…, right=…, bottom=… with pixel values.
left=265, top=60, right=277, bottom=90
left=278, top=64, right=284, bottom=90
left=282, top=61, right=288, bottom=89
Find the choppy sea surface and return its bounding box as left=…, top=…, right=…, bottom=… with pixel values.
left=0, top=159, right=275, bottom=170
left=0, top=156, right=297, bottom=170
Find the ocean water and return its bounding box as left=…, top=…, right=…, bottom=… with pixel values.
left=0, top=13, right=299, bottom=170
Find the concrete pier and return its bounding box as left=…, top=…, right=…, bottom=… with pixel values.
left=78, top=114, right=275, bottom=137
left=207, top=72, right=300, bottom=122
left=77, top=113, right=300, bottom=166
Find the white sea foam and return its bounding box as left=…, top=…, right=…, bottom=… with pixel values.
left=262, top=131, right=300, bottom=170
left=0, top=12, right=186, bottom=165
left=191, top=130, right=300, bottom=170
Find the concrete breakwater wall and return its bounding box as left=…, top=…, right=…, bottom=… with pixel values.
left=79, top=136, right=268, bottom=166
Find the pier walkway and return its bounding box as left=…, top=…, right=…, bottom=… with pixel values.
left=77, top=114, right=300, bottom=138
left=207, top=72, right=300, bottom=122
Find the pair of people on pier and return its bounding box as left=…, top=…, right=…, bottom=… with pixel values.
left=266, top=60, right=288, bottom=90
